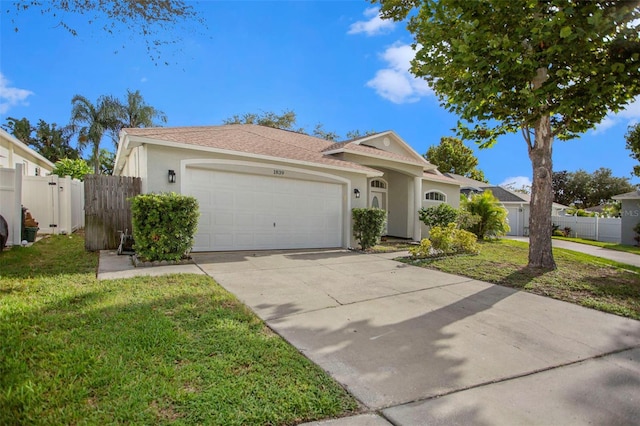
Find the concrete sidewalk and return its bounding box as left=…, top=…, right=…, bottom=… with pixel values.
left=193, top=249, right=640, bottom=425
left=507, top=236, right=640, bottom=267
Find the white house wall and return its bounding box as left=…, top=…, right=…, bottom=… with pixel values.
left=130, top=145, right=372, bottom=249
left=420, top=179, right=462, bottom=237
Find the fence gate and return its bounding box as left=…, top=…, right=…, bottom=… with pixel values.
left=84, top=175, right=141, bottom=251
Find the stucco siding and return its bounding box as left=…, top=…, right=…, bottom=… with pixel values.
left=386, top=171, right=411, bottom=238
left=620, top=199, right=640, bottom=245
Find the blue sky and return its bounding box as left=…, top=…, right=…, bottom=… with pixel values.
left=1, top=1, right=639, bottom=187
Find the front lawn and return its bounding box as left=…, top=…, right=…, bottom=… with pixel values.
left=552, top=236, right=640, bottom=255
left=0, top=235, right=357, bottom=425
left=403, top=239, right=640, bottom=320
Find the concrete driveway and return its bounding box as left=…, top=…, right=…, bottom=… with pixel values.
left=193, top=249, right=640, bottom=425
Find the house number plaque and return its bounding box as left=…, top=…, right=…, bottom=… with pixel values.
left=273, top=169, right=285, bottom=176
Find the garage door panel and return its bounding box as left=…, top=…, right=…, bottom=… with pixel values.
left=187, top=168, right=343, bottom=251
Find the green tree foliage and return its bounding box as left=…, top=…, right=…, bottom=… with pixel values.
left=345, top=129, right=378, bottom=140
left=418, top=203, right=459, bottom=228
left=312, top=123, right=340, bottom=141
left=626, top=123, right=640, bottom=177
left=85, top=148, right=116, bottom=176
left=552, top=168, right=635, bottom=207
left=461, top=191, right=510, bottom=240
left=108, top=89, right=168, bottom=144
left=5, top=0, right=205, bottom=64
left=130, top=193, right=199, bottom=262
left=375, top=0, right=640, bottom=269
left=222, top=110, right=376, bottom=141
left=70, top=94, right=122, bottom=174
left=3, top=117, right=79, bottom=162
left=51, top=158, right=92, bottom=181
left=425, top=137, right=487, bottom=182
left=223, top=110, right=303, bottom=132
left=352, top=208, right=387, bottom=250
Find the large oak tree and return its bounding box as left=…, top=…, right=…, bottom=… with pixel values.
left=376, top=0, right=640, bottom=269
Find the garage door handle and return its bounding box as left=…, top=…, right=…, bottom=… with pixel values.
left=273, top=222, right=276, bottom=227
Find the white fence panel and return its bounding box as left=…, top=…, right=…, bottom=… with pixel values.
left=21, top=174, right=85, bottom=236
left=0, top=168, right=18, bottom=245
left=552, top=216, right=621, bottom=243
left=70, top=178, right=85, bottom=232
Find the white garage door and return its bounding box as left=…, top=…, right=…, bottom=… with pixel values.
left=185, top=167, right=344, bottom=251
left=506, top=207, right=520, bottom=236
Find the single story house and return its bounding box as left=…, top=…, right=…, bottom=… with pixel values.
left=612, top=190, right=640, bottom=246
left=444, top=173, right=566, bottom=236
left=114, top=125, right=461, bottom=251
left=0, top=128, right=54, bottom=176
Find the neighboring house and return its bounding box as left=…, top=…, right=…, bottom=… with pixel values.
left=444, top=173, right=566, bottom=236
left=612, top=190, right=640, bottom=246
left=114, top=125, right=461, bottom=251
left=0, top=128, right=54, bottom=176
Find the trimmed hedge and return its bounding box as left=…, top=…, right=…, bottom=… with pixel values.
left=352, top=208, right=387, bottom=250
left=130, top=192, right=199, bottom=262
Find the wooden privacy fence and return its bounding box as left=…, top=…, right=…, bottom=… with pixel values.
left=84, top=175, right=141, bottom=251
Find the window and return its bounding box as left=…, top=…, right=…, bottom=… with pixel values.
left=425, top=191, right=446, bottom=202
left=370, top=179, right=387, bottom=189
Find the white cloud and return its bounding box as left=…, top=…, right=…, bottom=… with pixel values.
left=348, top=7, right=395, bottom=36
left=591, top=96, right=640, bottom=134
left=366, top=43, right=433, bottom=104
left=499, top=176, right=532, bottom=189
left=140, top=77, right=148, bottom=83
left=0, top=72, right=34, bottom=114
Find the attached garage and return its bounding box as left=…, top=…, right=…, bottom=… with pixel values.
left=184, top=165, right=345, bottom=251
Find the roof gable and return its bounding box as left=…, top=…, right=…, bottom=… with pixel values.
left=323, top=131, right=434, bottom=169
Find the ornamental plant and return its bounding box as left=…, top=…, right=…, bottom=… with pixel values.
left=352, top=208, right=387, bottom=250
left=418, top=203, right=459, bottom=228
left=461, top=191, right=510, bottom=240
left=429, top=223, right=479, bottom=256
left=130, top=192, right=199, bottom=262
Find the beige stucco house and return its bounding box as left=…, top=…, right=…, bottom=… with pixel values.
left=0, top=128, right=54, bottom=175
left=114, top=125, right=460, bottom=251
left=612, top=190, right=640, bottom=245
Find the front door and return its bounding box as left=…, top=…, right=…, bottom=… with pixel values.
left=370, top=189, right=388, bottom=235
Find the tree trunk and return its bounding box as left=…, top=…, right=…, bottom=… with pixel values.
left=528, top=113, right=556, bottom=269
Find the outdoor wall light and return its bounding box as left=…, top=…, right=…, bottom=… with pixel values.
left=354, top=188, right=360, bottom=198
left=168, top=170, right=176, bottom=184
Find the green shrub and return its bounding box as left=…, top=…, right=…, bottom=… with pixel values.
left=409, top=238, right=432, bottom=259
left=352, top=208, right=387, bottom=250
left=429, top=223, right=479, bottom=255
left=461, top=191, right=510, bottom=239
left=51, top=158, right=92, bottom=181
left=130, top=192, right=199, bottom=262
left=418, top=203, right=459, bottom=227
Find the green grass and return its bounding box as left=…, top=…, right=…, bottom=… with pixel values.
left=403, top=239, right=640, bottom=320
left=0, top=235, right=357, bottom=425
left=552, top=236, right=640, bottom=255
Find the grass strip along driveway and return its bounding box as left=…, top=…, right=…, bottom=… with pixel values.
left=0, top=235, right=357, bottom=425
left=404, top=239, right=640, bottom=320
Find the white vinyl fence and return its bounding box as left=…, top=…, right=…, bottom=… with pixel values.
left=0, top=164, right=84, bottom=246
left=552, top=215, right=621, bottom=243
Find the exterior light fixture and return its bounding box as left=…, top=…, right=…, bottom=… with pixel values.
left=168, top=170, right=176, bottom=183
left=354, top=188, right=360, bottom=198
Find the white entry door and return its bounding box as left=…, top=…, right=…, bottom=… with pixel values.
left=185, top=167, right=344, bottom=251
left=370, top=189, right=388, bottom=234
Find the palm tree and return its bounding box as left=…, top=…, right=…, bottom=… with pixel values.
left=70, top=95, right=120, bottom=174
left=120, top=89, right=167, bottom=129
left=106, top=90, right=167, bottom=146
